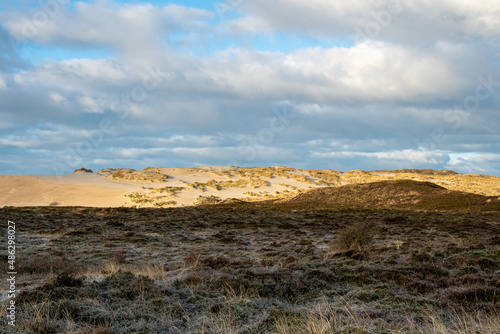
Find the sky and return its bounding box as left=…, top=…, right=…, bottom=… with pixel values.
left=0, top=0, right=499, bottom=175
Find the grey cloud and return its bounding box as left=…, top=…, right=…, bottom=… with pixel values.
left=1, top=3, right=214, bottom=55
left=0, top=1, right=499, bottom=176
left=235, top=0, right=500, bottom=45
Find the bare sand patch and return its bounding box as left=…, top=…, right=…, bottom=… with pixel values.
left=0, top=175, right=132, bottom=207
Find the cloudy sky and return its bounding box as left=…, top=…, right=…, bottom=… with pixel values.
left=0, top=0, right=499, bottom=175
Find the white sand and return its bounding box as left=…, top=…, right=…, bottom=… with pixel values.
left=0, top=168, right=312, bottom=207
left=2, top=167, right=497, bottom=207
left=0, top=175, right=134, bottom=207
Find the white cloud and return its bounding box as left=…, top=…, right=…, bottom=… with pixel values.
left=405, top=1, right=500, bottom=38
left=3, top=3, right=490, bottom=110
left=49, top=91, right=66, bottom=104
left=0, top=137, right=41, bottom=149
left=312, top=149, right=448, bottom=165
left=446, top=152, right=500, bottom=174
left=0, top=1, right=499, bottom=175
left=234, top=0, right=500, bottom=42
left=227, top=16, right=273, bottom=34
left=78, top=96, right=102, bottom=114
left=114, top=147, right=169, bottom=159
left=170, top=146, right=298, bottom=163
left=157, top=135, right=218, bottom=146
left=1, top=2, right=214, bottom=64
left=194, top=42, right=470, bottom=103
left=16, top=58, right=130, bottom=88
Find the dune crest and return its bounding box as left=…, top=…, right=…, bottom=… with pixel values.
left=1, top=167, right=499, bottom=208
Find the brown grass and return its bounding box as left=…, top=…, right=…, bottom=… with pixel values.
left=331, top=225, right=374, bottom=251
left=0, top=201, right=498, bottom=333
left=279, top=180, right=500, bottom=212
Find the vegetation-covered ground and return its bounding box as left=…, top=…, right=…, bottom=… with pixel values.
left=278, top=180, right=500, bottom=212
left=1, top=201, right=499, bottom=333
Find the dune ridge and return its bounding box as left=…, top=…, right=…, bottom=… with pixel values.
left=1, top=167, right=500, bottom=208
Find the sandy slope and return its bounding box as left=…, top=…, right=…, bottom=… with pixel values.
left=1, top=167, right=499, bottom=208
left=0, top=170, right=298, bottom=207
left=0, top=175, right=134, bottom=207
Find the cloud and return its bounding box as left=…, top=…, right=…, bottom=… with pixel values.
left=311, top=149, right=449, bottom=165
left=157, top=135, right=218, bottom=146
left=0, top=0, right=498, bottom=176
left=0, top=137, right=41, bottom=149
left=0, top=25, right=28, bottom=72
left=447, top=152, right=500, bottom=175
left=233, top=0, right=500, bottom=43
left=49, top=91, right=65, bottom=104
left=1, top=2, right=214, bottom=60
left=78, top=96, right=102, bottom=114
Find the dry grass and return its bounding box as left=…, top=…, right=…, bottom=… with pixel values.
left=280, top=180, right=500, bottom=211
left=108, top=168, right=169, bottom=183
left=0, top=204, right=498, bottom=333
left=273, top=304, right=500, bottom=334
left=331, top=225, right=374, bottom=252
left=126, top=192, right=176, bottom=207
left=194, top=195, right=221, bottom=205
left=187, top=178, right=270, bottom=191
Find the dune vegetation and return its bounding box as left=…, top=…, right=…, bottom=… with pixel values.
left=92, top=167, right=500, bottom=208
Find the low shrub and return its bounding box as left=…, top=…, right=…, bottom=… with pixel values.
left=333, top=225, right=374, bottom=251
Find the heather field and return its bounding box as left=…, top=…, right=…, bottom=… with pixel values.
left=1, top=188, right=499, bottom=333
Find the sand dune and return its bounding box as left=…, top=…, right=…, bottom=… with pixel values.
left=1, top=167, right=499, bottom=207
left=0, top=175, right=132, bottom=207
